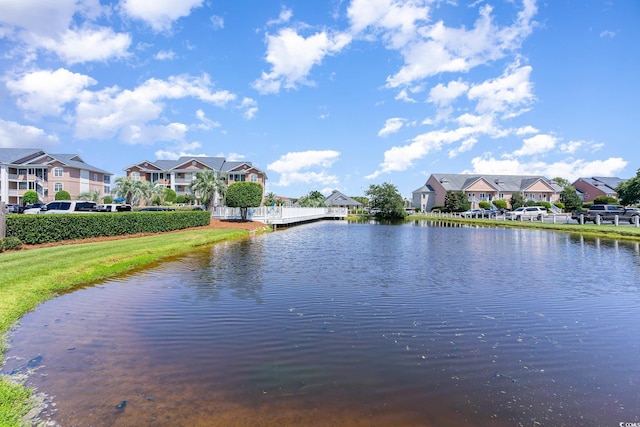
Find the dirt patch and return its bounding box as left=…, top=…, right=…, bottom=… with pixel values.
left=20, top=219, right=269, bottom=250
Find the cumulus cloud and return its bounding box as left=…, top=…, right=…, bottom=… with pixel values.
left=6, top=68, right=97, bottom=116
left=154, top=141, right=206, bottom=160
left=194, top=109, right=220, bottom=130
left=267, top=150, right=340, bottom=187
left=210, top=15, right=224, bottom=30
left=512, top=133, right=557, bottom=157
left=253, top=28, right=352, bottom=94
left=378, top=117, right=406, bottom=137
left=39, top=26, right=131, bottom=64
left=0, top=119, right=59, bottom=148
left=119, top=0, right=205, bottom=32
left=428, top=79, right=469, bottom=106
left=467, top=64, right=534, bottom=117
left=239, top=97, right=258, bottom=119
left=155, top=49, right=177, bottom=60
left=267, top=7, right=293, bottom=26
left=470, top=155, right=628, bottom=181
left=74, top=74, right=236, bottom=142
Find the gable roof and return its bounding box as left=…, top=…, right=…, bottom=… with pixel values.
left=429, top=173, right=560, bottom=192
left=325, top=190, right=362, bottom=207
left=0, top=148, right=111, bottom=175
left=575, top=177, right=627, bottom=192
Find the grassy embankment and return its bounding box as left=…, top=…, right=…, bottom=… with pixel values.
left=409, top=213, right=640, bottom=241
left=0, top=227, right=251, bottom=426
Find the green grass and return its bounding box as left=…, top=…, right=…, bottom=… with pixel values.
left=409, top=213, right=640, bottom=241
left=0, top=227, right=250, bottom=426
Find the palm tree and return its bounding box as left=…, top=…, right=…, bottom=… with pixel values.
left=77, top=189, right=101, bottom=202
left=112, top=177, right=137, bottom=205
left=190, top=170, right=226, bottom=211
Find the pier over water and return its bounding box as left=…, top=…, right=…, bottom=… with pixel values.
left=212, top=206, right=348, bottom=227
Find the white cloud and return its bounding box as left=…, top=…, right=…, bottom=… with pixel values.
left=395, top=88, right=417, bottom=103
left=428, top=79, right=469, bottom=106
left=512, top=133, right=557, bottom=157
left=0, top=119, right=59, bottom=148
left=600, top=30, right=616, bottom=38
left=470, top=155, right=628, bottom=182
left=194, top=109, right=220, bottom=130
left=253, top=28, right=352, bottom=94
left=383, top=2, right=537, bottom=88
left=155, top=49, right=177, bottom=60
left=267, top=7, right=293, bottom=26
left=210, top=15, right=224, bottom=30
left=120, top=122, right=188, bottom=144
left=74, top=74, right=236, bottom=142
left=267, top=150, right=340, bottom=186
left=559, top=140, right=583, bottom=154
left=467, top=64, right=534, bottom=117
left=6, top=68, right=97, bottom=116
left=448, top=137, right=477, bottom=158
left=378, top=117, right=405, bottom=137
left=38, top=26, right=131, bottom=64
left=515, top=125, right=538, bottom=135
left=154, top=141, right=206, bottom=160
left=239, top=97, right=258, bottom=119
left=119, top=0, right=205, bottom=32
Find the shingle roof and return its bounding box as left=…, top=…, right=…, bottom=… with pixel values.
left=579, top=176, right=627, bottom=191
left=325, top=190, right=362, bottom=207
left=429, top=173, right=556, bottom=192
left=0, top=148, right=111, bottom=174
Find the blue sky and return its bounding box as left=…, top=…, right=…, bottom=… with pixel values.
left=1, top=0, right=638, bottom=199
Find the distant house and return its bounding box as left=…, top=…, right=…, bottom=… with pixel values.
left=0, top=148, right=112, bottom=205
left=412, top=173, right=562, bottom=212
left=325, top=190, right=362, bottom=212
left=124, top=156, right=267, bottom=206
left=571, top=177, right=627, bottom=202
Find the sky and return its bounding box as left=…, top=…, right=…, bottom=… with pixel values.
left=1, top=0, right=638, bottom=199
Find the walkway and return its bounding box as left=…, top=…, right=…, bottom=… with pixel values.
left=212, top=206, right=348, bottom=227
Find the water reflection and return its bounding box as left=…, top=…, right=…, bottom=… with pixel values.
left=3, top=221, right=640, bottom=426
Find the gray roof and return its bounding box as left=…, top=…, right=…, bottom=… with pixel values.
left=325, top=190, right=362, bottom=207
left=429, top=173, right=557, bottom=192
left=577, top=176, right=627, bottom=192
left=0, top=148, right=111, bottom=175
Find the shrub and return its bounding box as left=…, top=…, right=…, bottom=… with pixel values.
left=103, top=195, right=113, bottom=204
left=493, top=199, right=508, bottom=210
left=55, top=190, right=71, bottom=200
left=0, top=236, right=23, bottom=252
left=6, top=211, right=211, bottom=245
left=478, top=201, right=490, bottom=209
left=537, top=201, right=552, bottom=210
left=554, top=202, right=565, bottom=211
left=593, top=195, right=617, bottom=205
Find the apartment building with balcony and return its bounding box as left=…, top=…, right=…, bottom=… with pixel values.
left=124, top=156, right=267, bottom=205
left=412, top=173, right=563, bottom=212
left=0, top=148, right=112, bottom=205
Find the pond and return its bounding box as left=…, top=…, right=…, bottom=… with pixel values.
left=3, top=221, right=640, bottom=426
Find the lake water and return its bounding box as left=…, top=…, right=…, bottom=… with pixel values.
left=3, top=221, right=640, bottom=426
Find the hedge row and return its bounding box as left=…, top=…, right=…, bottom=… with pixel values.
left=6, top=211, right=211, bottom=245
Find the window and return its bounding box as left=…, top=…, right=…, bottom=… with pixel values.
left=18, top=182, right=28, bottom=190
left=54, top=182, right=63, bottom=192
left=94, top=173, right=98, bottom=181
left=54, top=167, right=63, bottom=177
left=250, top=173, right=258, bottom=182
left=104, top=186, right=110, bottom=194
left=131, top=171, right=140, bottom=180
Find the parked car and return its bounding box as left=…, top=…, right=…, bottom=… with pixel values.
left=460, top=209, right=485, bottom=218
left=25, top=200, right=97, bottom=214
left=21, top=202, right=46, bottom=214
left=505, top=206, right=548, bottom=220
left=94, top=203, right=132, bottom=212
left=139, top=206, right=175, bottom=211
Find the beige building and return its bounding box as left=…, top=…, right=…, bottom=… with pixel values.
left=0, top=148, right=112, bottom=205
left=412, top=173, right=563, bottom=212
left=124, top=156, right=267, bottom=205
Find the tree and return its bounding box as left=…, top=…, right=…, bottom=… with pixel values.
left=264, top=192, right=285, bottom=206
left=365, top=182, right=406, bottom=219
left=190, top=170, right=227, bottom=211
left=225, top=182, right=263, bottom=220
left=78, top=189, right=101, bottom=202
left=593, top=195, right=617, bottom=205
left=22, top=190, right=39, bottom=205
left=112, top=177, right=137, bottom=205
left=352, top=196, right=368, bottom=206
left=298, top=190, right=326, bottom=207
left=552, top=177, right=570, bottom=188
left=164, top=188, right=177, bottom=204
left=559, top=186, right=583, bottom=212
left=102, top=195, right=113, bottom=204
left=443, top=191, right=470, bottom=213
left=55, top=190, right=71, bottom=200
left=509, top=192, right=526, bottom=209
left=616, top=169, right=640, bottom=206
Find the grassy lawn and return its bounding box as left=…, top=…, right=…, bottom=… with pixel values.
left=410, top=214, right=640, bottom=241
left=0, top=227, right=249, bottom=426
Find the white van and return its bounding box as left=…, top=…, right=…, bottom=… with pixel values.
left=95, top=203, right=132, bottom=212
left=505, top=206, right=547, bottom=220
left=25, top=200, right=97, bottom=214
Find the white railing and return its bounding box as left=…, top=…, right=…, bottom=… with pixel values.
left=211, top=206, right=348, bottom=224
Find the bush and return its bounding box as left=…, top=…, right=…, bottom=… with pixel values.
left=554, top=202, right=565, bottom=211
left=6, top=211, right=211, bottom=245
left=593, top=195, right=617, bottom=205
left=55, top=190, right=71, bottom=200
left=478, top=201, right=490, bottom=209
left=537, top=201, right=552, bottom=210
left=493, top=199, right=508, bottom=210
left=0, top=236, right=23, bottom=251
left=103, top=195, right=113, bottom=204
